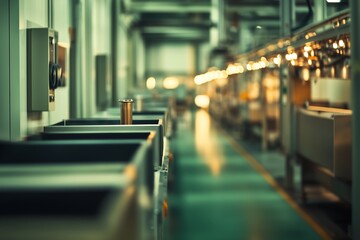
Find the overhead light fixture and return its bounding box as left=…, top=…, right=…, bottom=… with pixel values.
left=163, top=77, right=179, bottom=89
left=146, top=77, right=156, bottom=90
left=256, top=25, right=262, bottom=29
left=194, top=95, right=210, bottom=109
left=326, top=0, right=341, bottom=3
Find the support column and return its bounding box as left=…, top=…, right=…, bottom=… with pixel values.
left=350, top=0, right=360, bottom=238
left=314, top=0, right=327, bottom=23
left=280, top=0, right=295, bottom=37
left=9, top=0, right=20, bottom=140
left=0, top=0, right=10, bottom=140
left=111, top=0, right=119, bottom=106
left=210, top=0, right=219, bottom=47
left=280, top=0, right=295, bottom=189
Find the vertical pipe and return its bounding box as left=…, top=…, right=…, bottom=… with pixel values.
left=120, top=99, right=133, bottom=125
left=111, top=0, right=118, bottom=107
left=314, top=0, right=327, bottom=23
left=9, top=0, right=20, bottom=140
left=218, top=0, right=225, bottom=44
left=280, top=0, right=294, bottom=37
left=280, top=0, right=295, bottom=189
left=210, top=0, right=219, bottom=47
left=69, top=0, right=80, bottom=118
left=0, top=0, right=11, bottom=141
left=48, top=0, right=52, bottom=28
left=350, top=0, right=360, bottom=238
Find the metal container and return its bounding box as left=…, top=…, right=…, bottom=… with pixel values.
left=296, top=108, right=352, bottom=180
left=44, top=121, right=164, bottom=169
left=0, top=173, right=138, bottom=240
left=120, top=99, right=133, bottom=125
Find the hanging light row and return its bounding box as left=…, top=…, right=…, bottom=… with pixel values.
left=282, top=34, right=350, bottom=68
left=194, top=14, right=350, bottom=85
left=194, top=55, right=282, bottom=85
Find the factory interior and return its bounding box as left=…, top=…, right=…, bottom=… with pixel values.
left=1, top=0, right=359, bottom=239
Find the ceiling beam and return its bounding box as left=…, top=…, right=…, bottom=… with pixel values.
left=141, top=26, right=209, bottom=41
left=124, top=1, right=310, bottom=15
left=142, top=26, right=208, bottom=36
left=125, top=2, right=211, bottom=13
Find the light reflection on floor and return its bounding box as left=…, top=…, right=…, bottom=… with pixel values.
left=194, top=110, right=224, bottom=176
left=167, top=110, right=322, bottom=240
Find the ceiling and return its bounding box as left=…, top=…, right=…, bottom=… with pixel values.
left=123, top=0, right=349, bottom=49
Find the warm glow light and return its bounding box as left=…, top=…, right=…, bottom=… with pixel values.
left=333, top=42, right=338, bottom=49
left=246, top=63, right=252, bottom=71
left=304, top=45, right=312, bottom=52
left=260, top=61, right=266, bottom=68
left=146, top=77, right=156, bottom=89
left=341, top=65, right=348, bottom=79
left=163, top=77, right=179, bottom=89
left=239, top=65, right=245, bottom=73
left=226, top=63, right=244, bottom=75
left=194, top=110, right=224, bottom=176
left=273, top=54, right=282, bottom=66
left=194, top=95, right=210, bottom=108
left=304, top=51, right=309, bottom=58
left=273, top=57, right=280, bottom=65
left=194, top=70, right=228, bottom=85
left=339, top=39, right=345, bottom=47
left=285, top=54, right=291, bottom=61
left=302, top=68, right=310, bottom=81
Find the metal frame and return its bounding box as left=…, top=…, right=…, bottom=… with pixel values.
left=350, top=0, right=360, bottom=238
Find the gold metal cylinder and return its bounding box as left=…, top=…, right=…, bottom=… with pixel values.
left=120, top=98, right=133, bottom=125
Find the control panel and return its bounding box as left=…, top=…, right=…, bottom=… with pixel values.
left=27, top=28, right=62, bottom=111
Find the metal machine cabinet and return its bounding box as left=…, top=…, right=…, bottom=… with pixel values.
left=27, top=28, right=61, bottom=111
left=297, top=108, right=352, bottom=181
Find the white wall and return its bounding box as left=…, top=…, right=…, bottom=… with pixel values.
left=17, top=0, right=72, bottom=138
left=92, top=0, right=111, bottom=55
left=134, top=29, right=146, bottom=88
left=146, top=43, right=196, bottom=76
left=78, top=0, right=112, bottom=117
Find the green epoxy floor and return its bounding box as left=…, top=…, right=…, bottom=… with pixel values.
left=167, top=110, right=323, bottom=240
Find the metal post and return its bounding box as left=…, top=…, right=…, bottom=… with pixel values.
left=350, top=0, right=360, bottom=238
left=280, top=0, right=295, bottom=37
left=210, top=0, right=219, bottom=47
left=111, top=0, right=118, bottom=107
left=0, top=0, right=11, bottom=141
left=280, top=0, right=295, bottom=189
left=9, top=0, right=20, bottom=140
left=314, top=0, right=327, bottom=23
left=218, top=0, right=225, bottom=44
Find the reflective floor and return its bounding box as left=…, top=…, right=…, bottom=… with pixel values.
left=167, top=110, right=324, bottom=240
